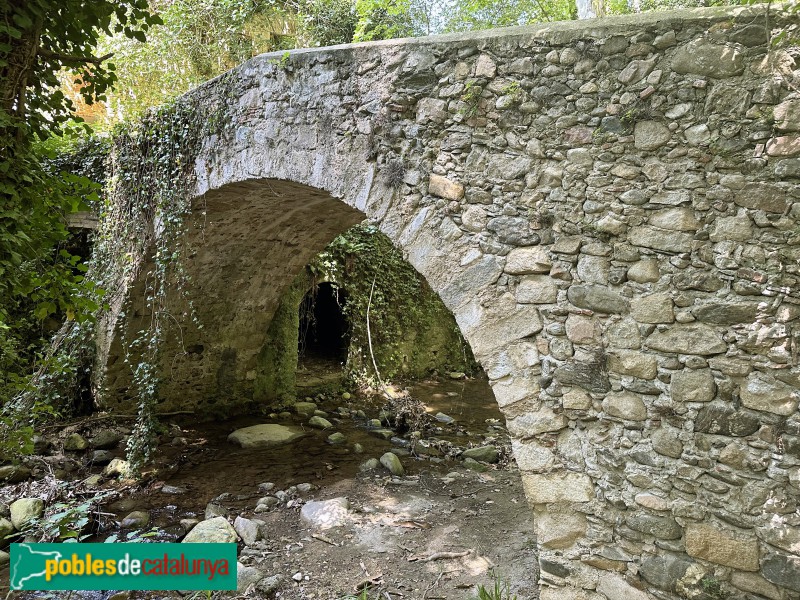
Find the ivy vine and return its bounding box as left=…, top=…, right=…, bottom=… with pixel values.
left=309, top=224, right=475, bottom=385
left=98, top=99, right=206, bottom=473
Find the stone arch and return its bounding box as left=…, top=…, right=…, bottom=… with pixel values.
left=99, top=5, right=800, bottom=599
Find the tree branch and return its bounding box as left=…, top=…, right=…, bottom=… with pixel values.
left=37, top=48, right=114, bottom=65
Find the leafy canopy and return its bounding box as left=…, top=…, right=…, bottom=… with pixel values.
left=0, top=1, right=159, bottom=412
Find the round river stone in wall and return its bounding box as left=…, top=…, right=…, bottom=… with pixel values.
left=227, top=424, right=306, bottom=448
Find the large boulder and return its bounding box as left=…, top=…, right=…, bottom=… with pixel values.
left=10, top=498, right=44, bottom=530
left=227, top=424, right=305, bottom=448
left=121, top=510, right=150, bottom=529
left=462, top=446, right=499, bottom=464
left=0, top=465, right=31, bottom=483
left=300, top=498, right=350, bottom=530
left=380, top=452, right=404, bottom=476
left=64, top=433, right=88, bottom=451
left=234, top=516, right=262, bottom=546
left=182, top=516, right=238, bottom=543
left=90, top=429, right=124, bottom=449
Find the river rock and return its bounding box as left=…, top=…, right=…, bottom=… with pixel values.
left=651, top=428, right=683, bottom=459
left=255, top=497, right=280, bottom=513
left=91, top=450, right=115, bottom=465
left=182, top=516, right=238, bottom=543
left=64, top=433, right=88, bottom=451
left=308, top=416, right=333, bottom=429
left=180, top=518, right=199, bottom=533
left=327, top=432, right=346, bottom=445
left=626, top=514, right=682, bottom=539
left=10, top=498, right=44, bottom=530
left=0, top=517, right=14, bottom=537
left=740, top=372, right=799, bottom=415
left=567, top=285, right=629, bottom=314
left=435, top=412, right=455, bottom=423
left=505, top=246, right=552, bottom=275
left=685, top=522, right=759, bottom=571
left=761, top=553, right=800, bottom=592
left=90, top=430, right=124, bottom=449
left=597, top=572, right=651, bottom=600
left=627, top=259, right=660, bottom=283
left=692, top=301, right=759, bottom=325
left=631, top=292, right=674, bottom=324
left=463, top=457, right=489, bottom=472
left=237, top=562, right=264, bottom=591
left=603, top=391, right=647, bottom=421
left=634, top=121, right=672, bottom=151
left=294, top=401, right=317, bottom=416
left=121, top=510, right=150, bottom=529
left=645, top=324, right=726, bottom=355
left=103, top=458, right=133, bottom=478
left=228, top=424, right=306, bottom=448
left=629, top=225, right=693, bottom=253
left=695, top=405, right=760, bottom=437
left=300, top=497, right=350, bottom=529
left=607, top=350, right=657, bottom=380
left=640, top=554, right=693, bottom=592
left=462, top=445, right=499, bottom=463
left=257, top=574, right=285, bottom=594
left=205, top=503, right=228, bottom=519
left=380, top=452, right=404, bottom=476
left=360, top=458, right=380, bottom=471
left=0, top=464, right=31, bottom=483
left=234, top=516, right=261, bottom=546
left=671, top=369, right=715, bottom=403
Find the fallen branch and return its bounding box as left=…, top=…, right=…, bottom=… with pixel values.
left=409, top=550, right=471, bottom=562
left=38, top=48, right=113, bottom=65
left=311, top=533, right=338, bottom=546
left=354, top=576, right=383, bottom=592
left=42, top=410, right=196, bottom=430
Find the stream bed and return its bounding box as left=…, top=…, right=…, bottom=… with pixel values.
left=1, top=375, right=539, bottom=599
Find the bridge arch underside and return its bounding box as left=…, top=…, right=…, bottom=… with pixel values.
left=100, top=6, right=800, bottom=600
left=104, top=179, right=365, bottom=410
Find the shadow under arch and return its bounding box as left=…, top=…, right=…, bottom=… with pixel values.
left=103, top=176, right=538, bottom=420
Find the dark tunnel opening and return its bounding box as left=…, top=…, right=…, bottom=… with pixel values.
left=298, top=282, right=350, bottom=364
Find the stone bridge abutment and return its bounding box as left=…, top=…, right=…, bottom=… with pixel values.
left=101, top=6, right=800, bottom=598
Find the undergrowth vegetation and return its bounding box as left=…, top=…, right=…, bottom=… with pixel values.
left=308, top=224, right=476, bottom=386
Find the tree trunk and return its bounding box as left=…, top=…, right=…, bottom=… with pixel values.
left=0, top=4, right=42, bottom=122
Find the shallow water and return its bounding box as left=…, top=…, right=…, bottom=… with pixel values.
left=110, top=375, right=505, bottom=526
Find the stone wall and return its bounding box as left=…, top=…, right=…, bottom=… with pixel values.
left=101, top=5, right=800, bottom=598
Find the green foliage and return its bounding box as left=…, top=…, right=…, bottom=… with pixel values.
left=309, top=224, right=474, bottom=384
left=20, top=484, right=114, bottom=542
left=0, top=1, right=160, bottom=137
left=459, top=79, right=483, bottom=117
left=0, top=1, right=159, bottom=461
left=444, top=0, right=575, bottom=32
left=353, top=0, right=418, bottom=41
left=473, top=572, right=518, bottom=600
left=94, top=98, right=206, bottom=474
left=289, top=0, right=358, bottom=46
left=95, top=0, right=295, bottom=125
left=269, top=50, right=293, bottom=69
left=700, top=576, right=729, bottom=600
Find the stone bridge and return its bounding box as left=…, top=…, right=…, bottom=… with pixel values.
left=100, top=5, right=800, bottom=599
